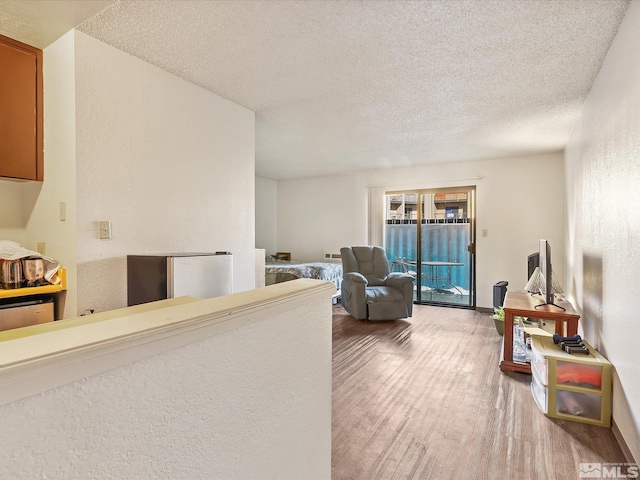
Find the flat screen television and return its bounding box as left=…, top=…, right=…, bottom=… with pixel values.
left=536, top=240, right=564, bottom=310
left=527, top=252, right=539, bottom=281
left=538, top=239, right=554, bottom=305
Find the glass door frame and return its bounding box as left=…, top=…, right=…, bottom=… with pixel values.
left=385, top=186, right=476, bottom=308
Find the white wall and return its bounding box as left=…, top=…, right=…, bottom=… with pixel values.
left=277, top=173, right=363, bottom=262
left=565, top=0, right=640, bottom=461
left=0, top=179, right=27, bottom=244
left=277, top=152, right=565, bottom=308
left=72, top=31, right=255, bottom=314
left=255, top=175, right=277, bottom=254
left=24, top=31, right=78, bottom=316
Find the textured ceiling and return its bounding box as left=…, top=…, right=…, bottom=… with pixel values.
left=0, top=0, right=113, bottom=48
left=0, top=1, right=631, bottom=180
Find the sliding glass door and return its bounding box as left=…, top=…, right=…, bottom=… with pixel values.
left=384, top=187, right=476, bottom=308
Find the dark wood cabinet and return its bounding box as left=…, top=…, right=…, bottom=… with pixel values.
left=0, top=34, right=43, bottom=181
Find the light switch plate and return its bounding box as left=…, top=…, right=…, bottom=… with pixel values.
left=98, top=221, right=112, bottom=239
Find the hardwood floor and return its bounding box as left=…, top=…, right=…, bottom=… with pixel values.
left=331, top=304, right=625, bottom=480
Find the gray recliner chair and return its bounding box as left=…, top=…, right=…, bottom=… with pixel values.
left=340, top=246, right=415, bottom=321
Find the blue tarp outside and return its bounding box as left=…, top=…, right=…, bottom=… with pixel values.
left=385, top=223, right=470, bottom=291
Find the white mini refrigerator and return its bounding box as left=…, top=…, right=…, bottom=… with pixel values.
left=127, top=253, right=233, bottom=306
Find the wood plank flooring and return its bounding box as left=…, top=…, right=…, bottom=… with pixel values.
left=331, top=304, right=625, bottom=480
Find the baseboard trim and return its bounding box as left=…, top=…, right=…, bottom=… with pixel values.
left=613, top=419, right=638, bottom=464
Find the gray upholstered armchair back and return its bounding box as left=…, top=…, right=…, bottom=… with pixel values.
left=340, top=246, right=389, bottom=286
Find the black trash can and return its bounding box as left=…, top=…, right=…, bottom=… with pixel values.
left=493, top=281, right=508, bottom=309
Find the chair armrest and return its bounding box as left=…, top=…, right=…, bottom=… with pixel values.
left=341, top=272, right=368, bottom=320
left=385, top=272, right=415, bottom=288
left=343, top=272, right=368, bottom=284
left=385, top=272, right=415, bottom=318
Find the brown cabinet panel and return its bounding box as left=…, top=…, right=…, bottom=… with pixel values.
left=0, top=34, right=43, bottom=181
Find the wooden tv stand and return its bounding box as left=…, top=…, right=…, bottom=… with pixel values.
left=499, top=290, right=580, bottom=374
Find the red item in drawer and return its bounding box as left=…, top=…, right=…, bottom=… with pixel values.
left=556, top=363, right=602, bottom=388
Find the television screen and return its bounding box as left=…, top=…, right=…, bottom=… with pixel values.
left=527, top=252, right=539, bottom=281
left=539, top=239, right=553, bottom=305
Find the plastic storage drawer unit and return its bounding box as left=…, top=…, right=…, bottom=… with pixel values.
left=530, top=335, right=612, bottom=427
left=530, top=341, right=548, bottom=383
left=531, top=373, right=548, bottom=414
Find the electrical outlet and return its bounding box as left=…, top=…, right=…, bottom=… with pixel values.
left=482, top=229, right=488, bottom=237
left=37, top=242, right=46, bottom=255
left=98, top=220, right=112, bottom=239
left=59, top=202, right=66, bottom=221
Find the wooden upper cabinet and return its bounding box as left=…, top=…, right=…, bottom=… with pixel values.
left=0, top=34, right=43, bottom=181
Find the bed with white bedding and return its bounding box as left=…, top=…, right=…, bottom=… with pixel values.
left=265, top=256, right=342, bottom=290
